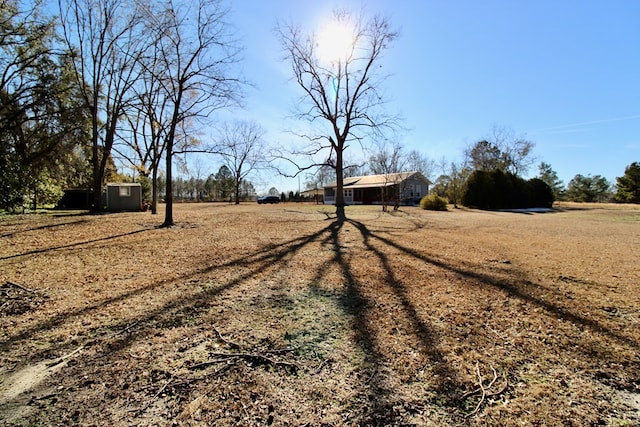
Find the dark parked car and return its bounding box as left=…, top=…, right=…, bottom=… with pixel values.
left=257, top=195, right=280, bottom=204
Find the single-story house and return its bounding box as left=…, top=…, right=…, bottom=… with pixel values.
left=106, top=183, right=142, bottom=211
left=323, top=171, right=430, bottom=205
left=300, top=188, right=324, bottom=203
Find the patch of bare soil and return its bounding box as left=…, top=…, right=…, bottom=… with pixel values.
left=1, top=202, right=639, bottom=426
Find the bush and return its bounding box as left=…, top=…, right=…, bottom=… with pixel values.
left=462, top=169, right=554, bottom=209
left=420, top=194, right=448, bottom=211
left=528, top=178, right=554, bottom=208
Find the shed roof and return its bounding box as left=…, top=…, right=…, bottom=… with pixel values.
left=106, top=182, right=141, bottom=187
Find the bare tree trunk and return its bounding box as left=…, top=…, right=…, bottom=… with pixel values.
left=163, top=143, right=173, bottom=227
left=151, top=164, right=158, bottom=215
left=335, top=144, right=346, bottom=220
left=90, top=116, right=101, bottom=212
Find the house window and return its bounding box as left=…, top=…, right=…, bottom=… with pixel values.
left=119, top=186, right=131, bottom=197
left=415, top=184, right=421, bottom=197
left=344, top=189, right=353, bottom=198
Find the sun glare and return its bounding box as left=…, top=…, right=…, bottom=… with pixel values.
left=316, top=20, right=355, bottom=64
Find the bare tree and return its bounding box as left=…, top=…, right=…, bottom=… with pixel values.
left=406, top=149, right=435, bottom=181
left=465, top=125, right=535, bottom=176
left=491, top=125, right=536, bottom=176
left=432, top=157, right=470, bottom=208
left=465, top=140, right=503, bottom=172
left=117, top=38, right=171, bottom=215
left=368, top=139, right=404, bottom=176
left=140, top=0, right=243, bottom=226
left=215, top=120, right=265, bottom=204
left=304, top=164, right=334, bottom=190
left=368, top=139, right=406, bottom=211
left=277, top=9, right=399, bottom=220
left=58, top=0, right=144, bottom=212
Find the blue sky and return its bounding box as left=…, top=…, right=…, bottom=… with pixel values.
left=218, top=0, right=640, bottom=194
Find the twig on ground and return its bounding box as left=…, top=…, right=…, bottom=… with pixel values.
left=464, top=363, right=508, bottom=418
left=365, top=370, right=376, bottom=385
left=208, top=351, right=299, bottom=372
left=28, top=392, right=59, bottom=404
left=174, top=364, right=234, bottom=423
left=46, top=346, right=83, bottom=368
left=211, top=324, right=241, bottom=349
left=314, top=357, right=333, bottom=375
left=112, top=321, right=139, bottom=337
left=486, top=373, right=509, bottom=398
left=462, top=363, right=498, bottom=398
left=151, top=375, right=173, bottom=400
left=5, top=281, right=35, bottom=293
left=131, top=375, right=175, bottom=416
left=188, top=357, right=240, bottom=371
left=467, top=362, right=488, bottom=418
left=265, top=347, right=296, bottom=355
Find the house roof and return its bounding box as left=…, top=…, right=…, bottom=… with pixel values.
left=324, top=171, right=430, bottom=189
left=300, top=188, right=323, bottom=196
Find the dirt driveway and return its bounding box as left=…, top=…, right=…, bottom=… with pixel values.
left=1, top=203, right=639, bottom=426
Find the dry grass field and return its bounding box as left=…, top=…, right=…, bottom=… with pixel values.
left=1, top=202, right=639, bottom=426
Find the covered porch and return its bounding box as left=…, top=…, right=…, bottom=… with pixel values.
left=323, top=184, right=398, bottom=205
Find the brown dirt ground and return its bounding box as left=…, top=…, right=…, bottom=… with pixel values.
left=0, top=202, right=639, bottom=426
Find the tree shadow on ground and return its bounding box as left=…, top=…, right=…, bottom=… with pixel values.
left=0, top=219, right=335, bottom=357
left=0, top=218, right=91, bottom=239
left=0, top=228, right=154, bottom=261
left=365, top=226, right=638, bottom=353
left=1, top=211, right=638, bottom=425
left=307, top=218, right=466, bottom=424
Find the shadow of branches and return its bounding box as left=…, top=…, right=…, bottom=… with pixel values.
left=1, top=207, right=638, bottom=426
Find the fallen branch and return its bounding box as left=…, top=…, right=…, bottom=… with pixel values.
left=462, top=363, right=498, bottom=399
left=131, top=375, right=174, bottom=416
left=469, top=363, right=488, bottom=418
left=265, top=346, right=296, bottom=355
left=174, top=364, right=233, bottom=422
left=211, top=325, right=241, bottom=349
left=486, top=374, right=509, bottom=398
left=46, top=346, right=83, bottom=368
left=5, top=281, right=35, bottom=293
left=208, top=351, right=299, bottom=372
left=464, top=363, right=508, bottom=418
left=188, top=356, right=240, bottom=371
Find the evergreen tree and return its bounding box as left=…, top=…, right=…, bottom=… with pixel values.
left=537, top=162, right=565, bottom=200
left=615, top=162, right=640, bottom=203
left=565, top=174, right=611, bottom=202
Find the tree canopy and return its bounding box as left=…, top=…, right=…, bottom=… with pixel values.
left=0, top=0, right=88, bottom=211
left=537, top=162, right=565, bottom=201
left=465, top=126, right=535, bottom=176
left=565, top=174, right=612, bottom=203
left=614, top=161, right=640, bottom=203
